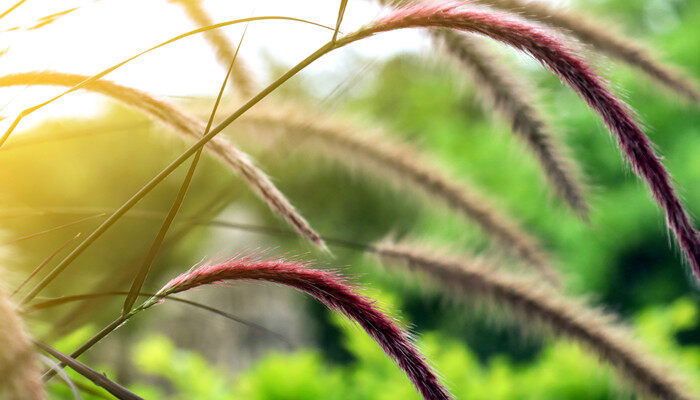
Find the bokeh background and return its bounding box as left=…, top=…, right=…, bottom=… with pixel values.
left=0, top=0, right=698, bottom=398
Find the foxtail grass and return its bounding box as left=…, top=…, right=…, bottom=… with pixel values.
left=476, top=0, right=700, bottom=102
left=376, top=241, right=698, bottom=400
left=0, top=285, right=45, bottom=400
left=177, top=1, right=698, bottom=280
left=238, top=105, right=559, bottom=283
left=153, top=256, right=452, bottom=400
left=10, top=0, right=700, bottom=306
left=436, top=31, right=588, bottom=216
left=0, top=71, right=325, bottom=250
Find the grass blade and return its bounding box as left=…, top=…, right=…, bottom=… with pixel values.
left=121, top=27, right=248, bottom=315
left=12, top=233, right=82, bottom=297
left=2, top=214, right=103, bottom=245
left=35, top=341, right=144, bottom=400
left=333, top=0, right=349, bottom=42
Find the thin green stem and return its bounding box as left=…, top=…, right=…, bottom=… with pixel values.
left=37, top=340, right=144, bottom=400
left=332, top=0, right=349, bottom=42
left=11, top=233, right=81, bottom=297
left=121, top=25, right=248, bottom=315
left=2, top=213, right=103, bottom=245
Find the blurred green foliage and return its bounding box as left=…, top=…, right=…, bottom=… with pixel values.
left=48, top=296, right=700, bottom=399
left=5, top=0, right=697, bottom=398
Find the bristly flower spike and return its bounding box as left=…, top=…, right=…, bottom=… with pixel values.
left=152, top=256, right=452, bottom=400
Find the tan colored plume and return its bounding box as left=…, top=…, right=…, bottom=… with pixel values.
left=0, top=284, right=45, bottom=400
left=376, top=241, right=698, bottom=400
left=0, top=72, right=325, bottom=250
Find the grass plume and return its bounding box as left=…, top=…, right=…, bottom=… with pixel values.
left=436, top=31, right=588, bottom=216
left=0, top=285, right=45, bottom=400
left=472, top=0, right=700, bottom=102
left=0, top=71, right=325, bottom=250
left=239, top=105, right=559, bottom=283
left=376, top=241, right=698, bottom=400
left=154, top=256, right=452, bottom=400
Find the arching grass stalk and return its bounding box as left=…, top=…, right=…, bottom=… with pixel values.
left=45, top=258, right=452, bottom=400
left=375, top=241, right=697, bottom=400
left=121, top=24, right=250, bottom=316
left=475, top=0, right=700, bottom=102
left=152, top=257, right=452, bottom=400
left=0, top=72, right=325, bottom=251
